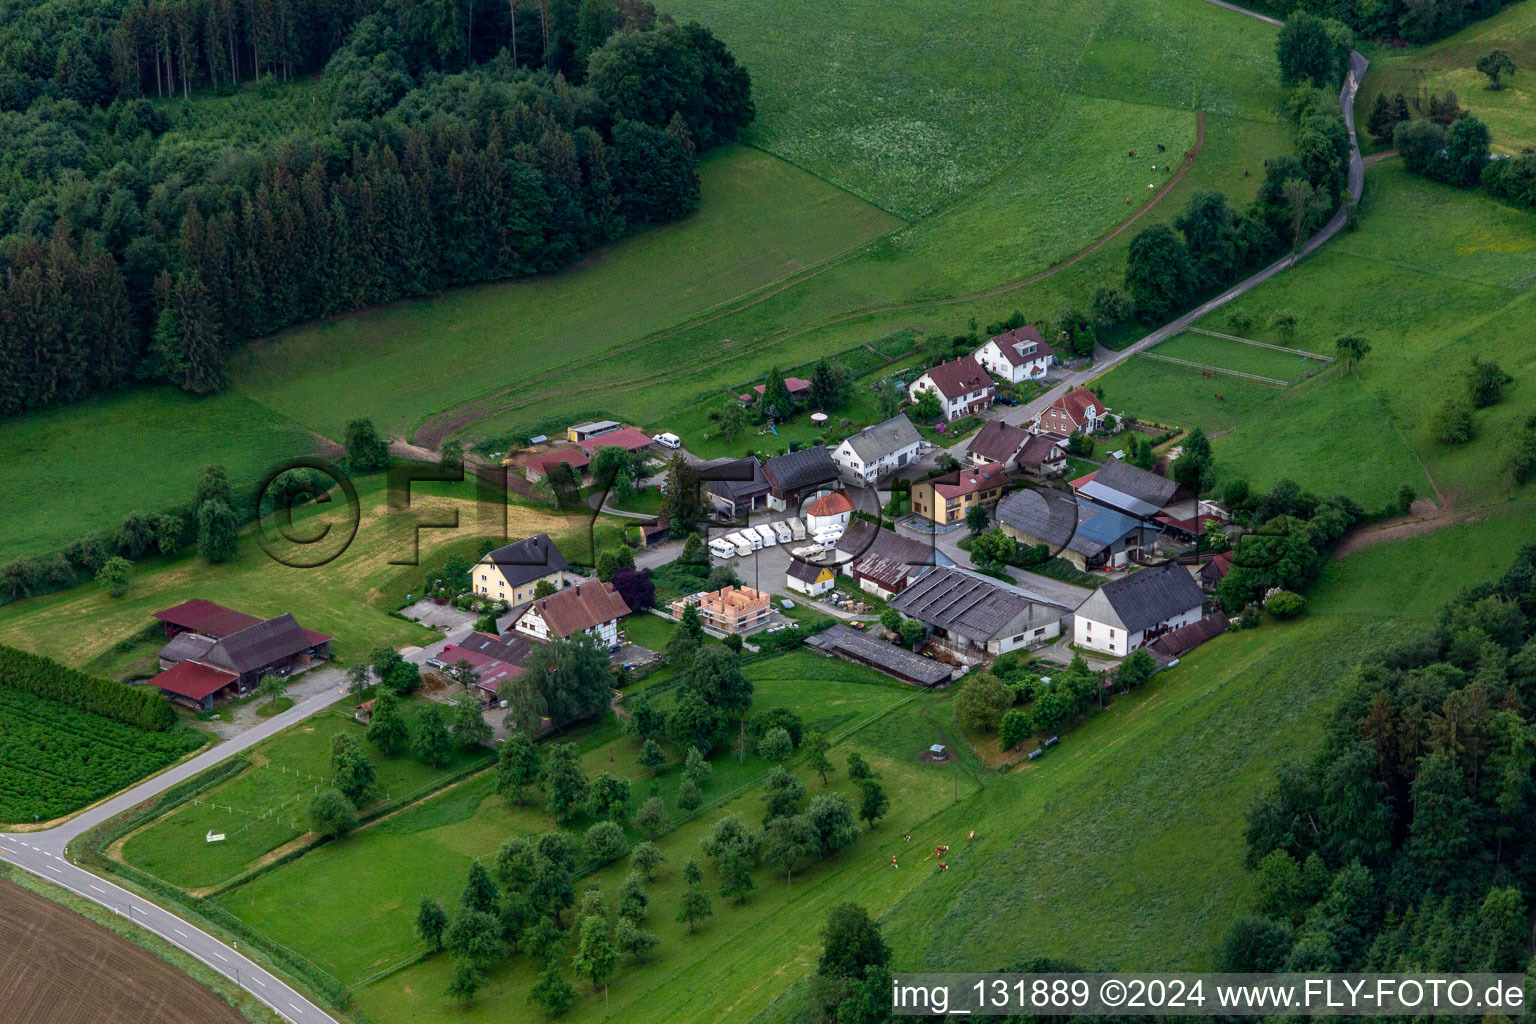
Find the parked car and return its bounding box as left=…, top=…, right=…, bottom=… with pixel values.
left=995, top=395, right=1019, bottom=406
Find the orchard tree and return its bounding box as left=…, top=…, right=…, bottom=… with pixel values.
left=718, top=400, right=747, bottom=442
left=587, top=772, right=632, bottom=823
left=1335, top=335, right=1370, bottom=374
left=196, top=499, right=239, bottom=563
left=544, top=744, right=589, bottom=822
left=630, top=840, right=665, bottom=880
left=446, top=960, right=484, bottom=1006
left=309, top=788, right=358, bottom=837
left=344, top=417, right=390, bottom=472
left=615, top=916, right=660, bottom=962
left=452, top=693, right=493, bottom=748
left=677, top=777, right=703, bottom=817
left=96, top=556, right=131, bottom=597
left=999, top=708, right=1032, bottom=750
left=572, top=915, right=620, bottom=1002
left=1171, top=427, right=1215, bottom=497
left=330, top=734, right=377, bottom=806
left=635, top=795, right=671, bottom=839
left=676, top=880, right=713, bottom=933
left=412, top=703, right=453, bottom=767
left=638, top=738, right=666, bottom=778
left=759, top=726, right=793, bottom=764
left=529, top=963, right=577, bottom=1017
left=762, top=813, right=818, bottom=887
left=366, top=690, right=409, bottom=754
left=1476, top=49, right=1516, bottom=89
left=802, top=731, right=833, bottom=784
left=496, top=731, right=542, bottom=805
left=416, top=897, right=448, bottom=951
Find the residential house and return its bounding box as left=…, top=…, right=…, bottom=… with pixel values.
left=804, top=490, right=855, bottom=538
left=149, top=604, right=331, bottom=710
left=762, top=445, right=840, bottom=511
left=963, top=421, right=1064, bottom=478
left=698, top=456, right=770, bottom=517
left=806, top=624, right=954, bottom=687
left=830, top=414, right=923, bottom=485
left=910, top=464, right=1009, bottom=526
left=907, top=356, right=995, bottom=421
left=1035, top=387, right=1107, bottom=435
left=1016, top=434, right=1067, bottom=479
left=568, top=420, right=622, bottom=443
left=511, top=580, right=631, bottom=649
left=435, top=631, right=532, bottom=704
left=1073, top=458, right=1191, bottom=523
left=473, top=534, right=578, bottom=604
left=833, top=520, right=953, bottom=576
left=1072, top=562, right=1206, bottom=656
left=888, top=566, right=1069, bottom=659
left=670, top=585, right=771, bottom=633
left=995, top=489, right=1154, bottom=571
left=973, top=326, right=1054, bottom=383
left=786, top=560, right=836, bottom=597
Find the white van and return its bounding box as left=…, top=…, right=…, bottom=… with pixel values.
left=754, top=524, right=778, bottom=547
left=652, top=432, right=681, bottom=449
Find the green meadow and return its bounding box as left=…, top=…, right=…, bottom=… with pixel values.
left=1151, top=331, right=1328, bottom=381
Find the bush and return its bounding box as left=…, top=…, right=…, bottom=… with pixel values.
left=585, top=820, right=628, bottom=866
left=998, top=708, right=1032, bottom=751
left=1265, top=590, right=1305, bottom=620
left=310, top=788, right=359, bottom=837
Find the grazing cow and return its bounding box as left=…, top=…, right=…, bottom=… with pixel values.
left=939, top=862, right=949, bottom=870
left=1215, top=393, right=1225, bottom=401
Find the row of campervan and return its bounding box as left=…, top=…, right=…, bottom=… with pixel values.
left=709, top=518, right=807, bottom=559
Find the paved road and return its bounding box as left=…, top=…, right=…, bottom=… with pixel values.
left=947, top=44, right=1369, bottom=458
left=0, top=683, right=352, bottom=1024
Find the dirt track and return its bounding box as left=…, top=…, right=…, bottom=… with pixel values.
left=0, top=879, right=248, bottom=1024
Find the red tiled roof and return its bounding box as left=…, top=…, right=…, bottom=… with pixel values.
left=744, top=377, right=811, bottom=401
left=577, top=427, right=654, bottom=453
left=520, top=581, right=631, bottom=638
left=1047, top=387, right=1101, bottom=426
left=439, top=633, right=529, bottom=692
left=805, top=490, right=854, bottom=517
left=149, top=659, right=238, bottom=700
left=529, top=449, right=590, bottom=473
left=932, top=464, right=1010, bottom=499
left=985, top=326, right=1054, bottom=366
left=1069, top=470, right=1098, bottom=490
left=152, top=600, right=262, bottom=639
left=918, top=356, right=993, bottom=401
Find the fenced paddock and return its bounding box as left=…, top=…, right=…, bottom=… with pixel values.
left=1146, top=329, right=1331, bottom=386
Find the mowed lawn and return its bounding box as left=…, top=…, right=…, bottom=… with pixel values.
left=0, top=388, right=315, bottom=564
left=0, top=471, right=575, bottom=669
left=118, top=710, right=490, bottom=892
left=1357, top=1, right=1536, bottom=154
left=1095, top=163, right=1536, bottom=508
left=232, top=146, right=900, bottom=440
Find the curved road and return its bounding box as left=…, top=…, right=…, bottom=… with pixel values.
left=1, top=9, right=1368, bottom=1024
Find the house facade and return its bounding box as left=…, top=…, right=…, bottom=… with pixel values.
left=786, top=561, right=836, bottom=597
left=1035, top=387, right=1106, bottom=435
left=973, top=326, right=1054, bottom=383
left=699, top=456, right=770, bottom=517
left=473, top=533, right=578, bottom=604
left=911, top=464, right=1009, bottom=526
left=804, top=490, right=855, bottom=538
left=1072, top=562, right=1206, bottom=656
left=830, top=414, right=923, bottom=485
left=511, top=580, right=631, bottom=649
left=907, top=356, right=995, bottom=421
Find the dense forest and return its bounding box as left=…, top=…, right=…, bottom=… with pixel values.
left=1261, top=0, right=1524, bottom=43
left=0, top=0, right=752, bottom=417
left=1220, top=546, right=1536, bottom=975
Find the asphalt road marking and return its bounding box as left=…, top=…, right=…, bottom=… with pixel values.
left=290, top=1003, right=303, bottom=1014
left=252, top=976, right=266, bottom=988
left=89, top=884, right=106, bottom=894
left=45, top=863, right=60, bottom=873
left=174, top=928, right=188, bottom=937
left=209, top=949, right=227, bottom=962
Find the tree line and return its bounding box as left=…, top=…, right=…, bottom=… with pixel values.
left=0, top=643, right=179, bottom=731
left=1263, top=0, right=1520, bottom=45
left=0, top=3, right=752, bottom=420
left=1218, top=546, right=1536, bottom=976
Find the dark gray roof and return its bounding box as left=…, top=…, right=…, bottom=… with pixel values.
left=159, top=631, right=215, bottom=664
left=835, top=520, right=952, bottom=571
left=700, top=457, right=768, bottom=502
left=762, top=445, right=838, bottom=493
left=890, top=566, right=1067, bottom=643
left=806, top=625, right=953, bottom=686
left=1017, top=434, right=1064, bottom=468
left=1075, top=563, right=1205, bottom=634
left=965, top=419, right=1030, bottom=466
left=786, top=559, right=828, bottom=584
left=997, top=490, right=1142, bottom=558
left=1149, top=611, right=1229, bottom=658
left=840, top=414, right=922, bottom=464
left=203, top=613, right=317, bottom=674
left=1080, top=459, right=1182, bottom=516
left=483, top=533, right=570, bottom=588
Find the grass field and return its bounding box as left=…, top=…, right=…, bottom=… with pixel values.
left=1094, top=163, right=1536, bottom=508
left=1151, top=331, right=1329, bottom=382
left=1357, top=1, right=1536, bottom=154
left=118, top=710, right=489, bottom=892
left=0, top=689, right=205, bottom=825
left=0, top=470, right=579, bottom=671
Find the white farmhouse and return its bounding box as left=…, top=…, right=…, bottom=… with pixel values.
left=804, top=490, right=855, bottom=539
left=830, top=414, right=923, bottom=485
left=974, top=326, right=1055, bottom=383
left=511, top=580, right=632, bottom=650
left=907, top=355, right=995, bottom=421
left=1072, top=563, right=1206, bottom=656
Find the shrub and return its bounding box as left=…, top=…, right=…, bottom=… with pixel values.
left=1266, top=590, right=1305, bottom=619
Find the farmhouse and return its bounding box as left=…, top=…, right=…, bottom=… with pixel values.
left=1200, top=552, right=1233, bottom=589
left=963, top=420, right=1065, bottom=478
left=511, top=580, right=631, bottom=649
left=671, top=585, right=771, bottom=633
left=973, top=325, right=1054, bottom=382
left=1073, top=458, right=1191, bottom=522
left=889, top=566, right=1069, bottom=659
left=762, top=445, right=840, bottom=511
left=804, top=490, right=855, bottom=538
left=1035, top=387, right=1107, bottom=435
left=698, top=456, right=770, bottom=517
left=834, top=519, right=952, bottom=575
left=786, top=560, right=836, bottom=597
left=472, top=533, right=578, bottom=604
left=911, top=464, right=1009, bottom=526
left=830, top=414, right=923, bottom=485
left=907, top=356, right=995, bottom=420
left=1072, top=562, right=1206, bottom=656
left=435, top=631, right=532, bottom=704
left=806, top=624, right=954, bottom=687
left=149, top=601, right=331, bottom=710
left=996, top=489, right=1154, bottom=571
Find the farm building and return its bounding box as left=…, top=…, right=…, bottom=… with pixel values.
left=670, top=585, right=771, bottom=633
left=830, top=414, right=923, bottom=485
left=740, top=377, right=812, bottom=403
left=851, top=553, right=919, bottom=598
left=473, top=533, right=578, bottom=604
left=973, top=325, right=1054, bottom=383
left=907, top=356, right=995, bottom=420
left=524, top=448, right=590, bottom=483
left=1148, top=611, right=1230, bottom=660
left=511, top=580, right=631, bottom=649
left=910, top=464, right=1009, bottom=526
left=1072, top=562, right=1206, bottom=656
left=995, top=489, right=1154, bottom=571
left=149, top=602, right=331, bottom=710
left=1200, top=552, right=1234, bottom=589
left=889, top=565, right=1069, bottom=660
left=786, top=560, right=836, bottom=597
left=698, top=456, right=770, bottom=517
left=833, top=520, right=952, bottom=575
left=1035, top=387, right=1107, bottom=435
left=435, top=632, right=532, bottom=704
left=806, top=625, right=954, bottom=687
left=576, top=426, right=657, bottom=454
left=762, top=445, right=840, bottom=511
left=1073, top=458, right=1192, bottom=523
left=567, top=420, right=622, bottom=443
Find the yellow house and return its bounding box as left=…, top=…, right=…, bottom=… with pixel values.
left=911, top=464, right=1011, bottom=526
left=471, top=533, right=577, bottom=604
left=786, top=561, right=836, bottom=597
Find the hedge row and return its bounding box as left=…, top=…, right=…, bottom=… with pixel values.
left=0, top=644, right=177, bottom=731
